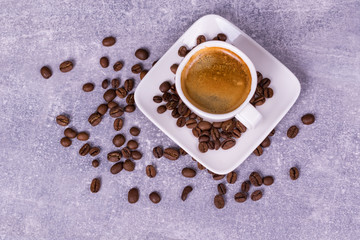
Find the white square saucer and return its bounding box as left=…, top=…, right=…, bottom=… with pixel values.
left=135, top=14, right=301, bottom=174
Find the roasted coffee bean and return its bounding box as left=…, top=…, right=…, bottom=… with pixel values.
left=269, top=129, right=275, bottom=136
left=127, top=140, right=138, bottom=150
left=40, top=66, right=52, bottom=79
left=226, top=172, right=237, bottom=184
left=162, top=92, right=172, bottom=102
left=89, top=147, right=100, bottom=156
left=131, top=64, right=142, bottom=74
left=221, top=119, right=235, bottom=132
left=234, top=192, right=247, bottom=203
left=146, top=165, right=156, bottom=178
left=214, top=194, right=225, bottom=209
left=260, top=137, right=271, bottom=148
left=102, top=36, right=116, bottom=46
left=201, top=130, right=210, bottom=137
left=181, top=186, right=193, bottom=201
left=124, top=79, right=134, bottom=92
left=251, top=190, right=263, bottom=201
left=129, top=127, right=140, bottom=136
left=163, top=148, right=180, bottom=160
left=97, top=104, right=108, bottom=115
left=179, top=148, right=187, bottom=156
left=255, top=85, right=264, bottom=96
left=214, top=139, right=221, bottom=150
left=90, top=178, right=100, bottom=193
left=125, top=94, right=135, bottom=105
left=109, top=106, right=124, bottom=118
left=121, top=147, right=131, bottom=158
left=102, top=79, right=109, bottom=89
left=60, top=137, right=72, bottom=147
left=188, top=113, right=197, bottom=119
left=170, top=64, right=178, bottom=74
left=199, top=135, right=210, bottom=143
left=263, top=176, right=274, bottom=186
left=166, top=100, right=178, bottom=110
left=88, top=112, right=102, bottom=126
left=170, top=84, right=177, bottom=94
left=221, top=139, right=236, bottom=150
left=210, top=127, right=220, bottom=140
left=301, top=114, right=315, bottom=125
left=152, top=60, right=158, bottom=66
left=213, top=174, right=225, bottom=180
left=116, top=87, right=127, bottom=98
left=111, top=78, right=120, bottom=88
left=217, top=33, right=227, bottom=41
left=235, top=121, right=247, bottom=133
left=108, top=101, right=118, bottom=109
left=153, top=95, right=162, bottom=103
left=250, top=94, right=256, bottom=105
left=128, top=188, right=139, bottom=203
left=59, top=61, right=73, bottom=73
left=263, top=88, right=273, bottom=98
left=176, top=104, right=187, bottom=116
left=149, top=192, right=161, bottom=204
left=131, top=151, right=142, bottom=160
left=110, top=162, right=123, bottom=174
left=197, top=121, right=212, bottom=131
left=249, top=172, right=262, bottom=186
left=99, top=56, right=109, bottom=68
left=56, top=115, right=69, bottom=126
left=79, top=143, right=91, bottom=156
left=135, top=48, right=149, bottom=60
left=254, top=96, right=266, bottom=106
left=260, top=78, right=271, bottom=88
left=64, top=128, right=77, bottom=138
left=192, top=127, right=201, bottom=138
left=178, top=45, right=189, bottom=57
left=125, top=105, right=136, bottom=113
left=196, top=35, right=206, bottom=45
left=153, top=146, right=163, bottom=158
left=198, top=142, right=208, bottom=153
left=176, top=117, right=186, bottom=127
left=140, top=70, right=148, bottom=80
left=157, top=105, right=166, bottom=114
left=103, top=89, right=116, bottom=102
left=197, top=162, right=205, bottom=170
left=171, top=94, right=180, bottom=102
left=253, top=146, right=263, bottom=156
left=287, top=125, right=299, bottom=138
left=232, top=128, right=241, bottom=138
left=107, top=151, right=122, bottom=162
left=290, top=167, right=299, bottom=180
left=182, top=168, right=196, bottom=178
left=186, top=119, right=197, bottom=128
left=212, top=122, right=222, bottom=128
left=241, top=181, right=251, bottom=193
left=92, top=159, right=99, bottom=168
left=113, top=134, right=125, bottom=147
left=257, top=71, right=263, bottom=83
left=159, top=81, right=171, bottom=93
left=217, top=183, right=226, bottom=195
left=220, top=131, right=233, bottom=139
left=123, top=159, right=135, bottom=171
left=171, top=108, right=180, bottom=118
left=77, top=132, right=89, bottom=141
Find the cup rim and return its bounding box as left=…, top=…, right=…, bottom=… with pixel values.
left=175, top=40, right=258, bottom=121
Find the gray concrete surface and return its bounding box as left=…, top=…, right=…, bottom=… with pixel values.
left=0, top=0, right=359, bottom=239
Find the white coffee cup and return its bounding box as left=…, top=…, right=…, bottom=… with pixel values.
left=175, top=41, right=262, bottom=129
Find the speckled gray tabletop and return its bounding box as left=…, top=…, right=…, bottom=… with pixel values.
left=0, top=0, right=359, bottom=239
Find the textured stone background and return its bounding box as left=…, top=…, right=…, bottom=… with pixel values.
left=0, top=0, right=359, bottom=239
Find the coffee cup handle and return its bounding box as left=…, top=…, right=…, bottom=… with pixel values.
left=235, top=103, right=262, bottom=130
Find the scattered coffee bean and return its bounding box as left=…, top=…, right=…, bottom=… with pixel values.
left=197, top=162, right=205, bottom=170
left=254, top=96, right=266, bottom=106
left=116, top=87, right=127, bottom=98
left=261, top=137, right=271, bottom=148
left=249, top=172, right=262, bottom=186
left=113, top=61, right=123, bottom=72
left=153, top=95, right=162, bottom=103
left=221, top=139, right=236, bottom=150
left=196, top=35, right=206, bottom=45
left=253, top=146, right=263, bottom=156
left=56, top=115, right=69, bottom=126
left=290, top=167, right=299, bottom=180
left=181, top=186, right=193, bottom=201
left=110, top=162, right=123, bottom=174
left=197, top=121, right=212, bottom=131
left=251, top=190, right=263, bottom=201
left=123, top=159, right=135, bottom=171
left=257, top=71, right=263, bottom=83
left=92, top=159, right=99, bottom=168
left=103, top=89, right=116, bottom=102
left=221, top=119, right=234, bottom=132
left=241, top=181, right=251, bottom=193
left=234, top=192, right=247, bottom=203
left=113, top=134, right=125, bottom=147
left=97, top=104, right=108, bottom=115
left=77, top=132, right=89, bottom=141
left=162, top=92, right=171, bottom=102
left=149, top=192, right=161, bottom=204
left=256, top=85, right=264, bottom=96
left=89, top=147, right=100, bottom=157
left=107, top=101, right=118, bottom=109
left=131, top=64, right=142, bottom=74
left=214, top=194, right=225, bottom=209
left=263, top=176, right=274, bottom=186
left=88, top=112, right=102, bottom=126
left=163, top=148, right=180, bottom=160
left=79, top=143, right=91, bottom=156
left=178, top=46, right=188, bottom=57
left=153, top=146, right=163, bottom=158
left=60, top=137, right=72, bottom=147
left=131, top=151, right=142, bottom=160
left=170, top=64, right=178, bottom=74
left=102, top=36, right=116, bottom=46
left=121, top=147, right=131, bottom=158
left=40, top=66, right=52, bottom=79
left=260, top=78, right=271, bottom=88
left=59, top=61, right=73, bottom=73
left=109, top=106, right=124, bottom=118
left=126, top=93, right=135, bottom=105
left=113, top=118, right=124, bottom=131
left=129, top=127, right=140, bottom=136
left=152, top=60, right=158, bottom=66
left=213, top=174, right=225, bottom=181
left=159, top=81, right=171, bottom=93
left=90, top=178, right=100, bottom=193
left=171, top=108, right=180, bottom=118
left=213, top=122, right=222, bottom=128
left=198, top=142, right=208, bottom=153
left=217, top=33, right=227, bottom=41
left=64, top=128, right=77, bottom=138
left=182, top=168, right=196, bottom=178
left=102, top=79, right=109, bottom=89
left=263, top=88, right=273, bottom=98
left=140, top=70, right=148, bottom=80
left=111, top=78, right=120, bottom=88
left=287, top=125, right=299, bottom=138
left=124, top=79, right=134, bottom=92
left=127, top=140, right=138, bottom=150
left=185, top=119, right=197, bottom=128
left=135, top=48, right=149, bottom=60
left=217, top=183, right=226, bottom=195
left=107, top=151, right=122, bottom=162
left=199, top=135, right=210, bottom=143
left=226, top=171, right=237, bottom=184
left=128, top=188, right=139, bottom=203
left=192, top=127, right=201, bottom=138
left=269, top=129, right=276, bottom=136
left=99, top=56, right=109, bottom=68
left=301, top=114, right=315, bottom=125
left=125, top=105, right=136, bottom=113
left=146, top=165, right=156, bottom=178
left=179, top=148, right=187, bottom=156
left=157, top=105, right=166, bottom=114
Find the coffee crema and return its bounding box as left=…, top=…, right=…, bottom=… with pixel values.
left=181, top=47, right=251, bottom=114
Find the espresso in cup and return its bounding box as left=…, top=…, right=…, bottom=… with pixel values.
left=181, top=47, right=251, bottom=114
